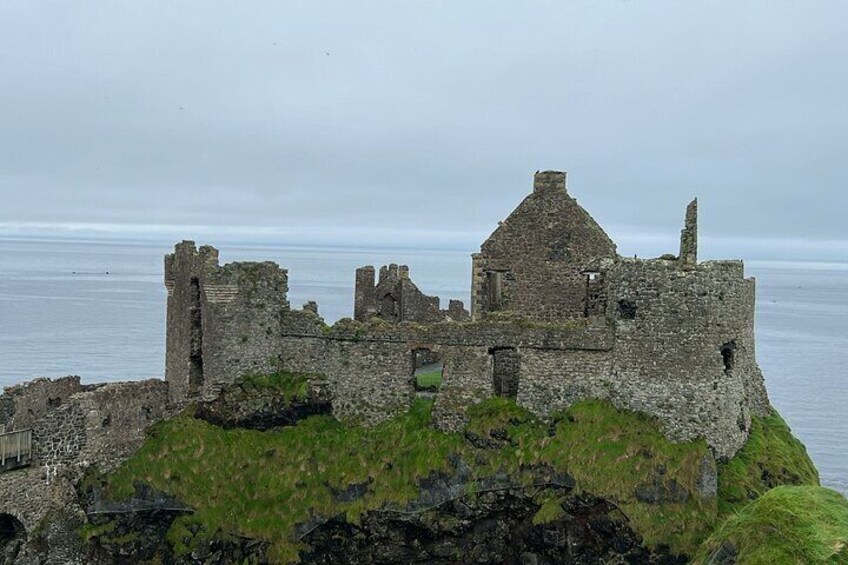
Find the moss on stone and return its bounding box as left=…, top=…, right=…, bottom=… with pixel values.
left=236, top=371, right=311, bottom=402
left=80, top=521, right=116, bottom=542
left=695, top=486, right=848, bottom=564
left=532, top=496, right=567, bottom=525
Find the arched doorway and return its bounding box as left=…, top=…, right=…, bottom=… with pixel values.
left=0, top=513, right=26, bottom=562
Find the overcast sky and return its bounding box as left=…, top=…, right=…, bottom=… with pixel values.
left=1, top=1, right=846, bottom=260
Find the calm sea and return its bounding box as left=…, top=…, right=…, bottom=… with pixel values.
left=0, top=238, right=845, bottom=495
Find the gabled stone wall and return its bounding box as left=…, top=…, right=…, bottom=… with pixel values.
left=471, top=171, right=617, bottom=322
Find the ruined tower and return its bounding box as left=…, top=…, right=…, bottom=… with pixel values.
left=164, top=241, right=290, bottom=403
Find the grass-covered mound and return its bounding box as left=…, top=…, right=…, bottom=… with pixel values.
left=717, top=409, right=820, bottom=514
left=695, top=486, right=848, bottom=563
left=97, top=396, right=819, bottom=563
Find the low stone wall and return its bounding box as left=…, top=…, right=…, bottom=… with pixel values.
left=0, top=376, right=172, bottom=556
left=278, top=336, right=415, bottom=425
left=73, top=379, right=171, bottom=473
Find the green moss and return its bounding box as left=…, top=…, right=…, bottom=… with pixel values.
left=532, top=496, right=566, bottom=525
left=101, top=397, right=820, bottom=563
left=80, top=521, right=116, bottom=542
left=695, top=486, right=848, bottom=564
left=717, top=409, right=819, bottom=515
left=236, top=371, right=311, bottom=401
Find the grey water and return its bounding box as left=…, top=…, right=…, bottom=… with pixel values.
left=0, top=238, right=845, bottom=496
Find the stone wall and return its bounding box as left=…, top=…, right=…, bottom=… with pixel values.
left=0, top=376, right=172, bottom=559
left=0, top=377, right=171, bottom=476
left=165, top=241, right=290, bottom=403
left=159, top=171, right=772, bottom=460
left=278, top=335, right=415, bottom=425
left=471, top=171, right=617, bottom=322
left=600, top=257, right=770, bottom=458
left=73, top=380, right=171, bottom=473
left=355, top=263, right=468, bottom=324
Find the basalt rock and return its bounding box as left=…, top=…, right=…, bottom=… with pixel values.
left=300, top=490, right=686, bottom=564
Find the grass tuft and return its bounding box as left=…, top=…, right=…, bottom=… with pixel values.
left=695, top=486, right=848, bottom=564
left=717, top=409, right=819, bottom=515
left=236, top=371, right=311, bottom=401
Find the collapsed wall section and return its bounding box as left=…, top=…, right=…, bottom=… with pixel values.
left=354, top=264, right=469, bottom=324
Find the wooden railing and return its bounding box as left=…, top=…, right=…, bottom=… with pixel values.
left=0, top=429, right=32, bottom=469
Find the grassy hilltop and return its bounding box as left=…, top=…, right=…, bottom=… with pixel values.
left=78, top=372, right=842, bottom=564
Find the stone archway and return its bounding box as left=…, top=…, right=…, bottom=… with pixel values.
left=0, top=513, right=26, bottom=563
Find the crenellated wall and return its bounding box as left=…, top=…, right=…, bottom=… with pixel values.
left=354, top=263, right=469, bottom=324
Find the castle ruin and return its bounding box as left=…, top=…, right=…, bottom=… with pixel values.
left=0, top=170, right=771, bottom=552
left=164, top=170, right=770, bottom=459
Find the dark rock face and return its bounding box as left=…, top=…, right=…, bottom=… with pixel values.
left=300, top=491, right=686, bottom=565
left=194, top=379, right=332, bottom=430
left=79, top=483, right=269, bottom=565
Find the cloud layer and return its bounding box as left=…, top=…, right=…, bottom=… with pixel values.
left=1, top=1, right=846, bottom=259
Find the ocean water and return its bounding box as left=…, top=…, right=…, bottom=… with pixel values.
left=0, top=238, right=845, bottom=495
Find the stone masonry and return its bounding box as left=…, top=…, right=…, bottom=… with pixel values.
left=163, top=170, right=770, bottom=460
left=354, top=264, right=469, bottom=324
left=0, top=376, right=172, bottom=559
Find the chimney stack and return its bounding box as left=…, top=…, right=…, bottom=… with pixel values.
left=533, top=170, right=567, bottom=193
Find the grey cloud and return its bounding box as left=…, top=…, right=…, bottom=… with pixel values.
left=0, top=1, right=846, bottom=255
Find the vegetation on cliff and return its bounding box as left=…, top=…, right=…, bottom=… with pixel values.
left=92, top=374, right=821, bottom=563
left=695, top=485, right=848, bottom=563
left=716, top=409, right=820, bottom=514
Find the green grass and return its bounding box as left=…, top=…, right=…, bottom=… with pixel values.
left=717, top=409, right=819, bottom=515
left=236, top=371, right=311, bottom=401
left=99, top=398, right=819, bottom=563
left=414, top=370, right=442, bottom=390
left=695, top=486, right=848, bottom=564
left=532, top=401, right=717, bottom=553
left=106, top=399, right=467, bottom=562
